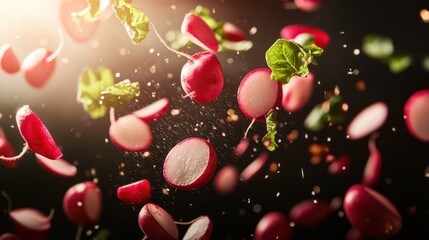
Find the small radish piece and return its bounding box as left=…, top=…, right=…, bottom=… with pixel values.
left=328, top=155, right=351, bottom=175
left=234, top=138, right=250, bottom=158
left=163, top=137, right=217, bottom=190
left=9, top=208, right=51, bottom=234
left=404, top=89, right=429, bottom=142
left=343, top=184, right=402, bottom=239
left=361, top=134, right=382, bottom=187
left=21, top=48, right=56, bottom=88
left=63, top=181, right=102, bottom=226
left=133, top=98, right=170, bottom=122
left=0, top=128, right=17, bottom=168
left=223, top=22, right=245, bottom=42
left=138, top=203, right=179, bottom=240
left=0, top=233, right=19, bottom=240
left=294, top=0, right=323, bottom=12
left=289, top=199, right=333, bottom=227
left=181, top=13, right=219, bottom=53
left=117, top=179, right=151, bottom=205
left=280, top=24, right=330, bottom=48
left=254, top=211, right=293, bottom=240
left=240, top=151, right=269, bottom=182
left=346, top=228, right=367, bottom=240
left=0, top=43, right=20, bottom=74
left=109, top=114, right=152, bottom=152
left=237, top=68, right=282, bottom=121
left=213, top=165, right=239, bottom=195
left=35, top=153, right=77, bottom=178
left=347, top=102, right=388, bottom=140
left=16, top=105, right=63, bottom=160
left=182, top=215, right=213, bottom=240
left=282, top=73, right=314, bottom=112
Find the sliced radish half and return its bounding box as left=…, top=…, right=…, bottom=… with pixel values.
left=117, top=179, right=151, bottom=205
left=404, top=89, right=429, bottom=142
left=133, top=98, right=170, bottom=122
left=35, top=153, right=77, bottom=178
left=289, top=199, right=333, bottom=227
left=234, top=138, right=250, bottom=158
left=0, top=128, right=17, bottom=168
left=0, top=43, right=20, bottom=74
left=109, top=114, right=152, bottom=152
left=213, top=165, right=239, bottom=195
left=138, top=203, right=179, bottom=240
left=182, top=215, right=213, bottom=240
left=240, top=151, right=269, bottom=182
left=347, top=102, right=388, bottom=140
left=280, top=24, right=330, bottom=48
left=181, top=13, right=219, bottom=52
left=21, top=48, right=56, bottom=88
left=282, top=73, right=314, bottom=112
left=361, top=134, right=382, bottom=187
left=163, top=137, right=217, bottom=190
left=9, top=208, right=51, bottom=233
left=254, top=211, right=292, bottom=240
left=223, top=22, right=245, bottom=42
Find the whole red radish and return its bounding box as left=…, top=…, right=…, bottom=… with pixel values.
left=223, top=22, right=245, bottom=42
left=280, top=24, right=330, bottom=48
left=21, top=48, right=56, bottom=88
left=182, top=215, right=213, bottom=240
left=0, top=43, right=20, bottom=74
left=181, top=13, right=219, bottom=53
left=138, top=203, right=179, bottom=240
left=295, top=0, right=323, bottom=12
left=404, top=89, right=429, bottom=142
left=254, top=211, right=292, bottom=240
left=109, top=114, right=153, bottom=152
left=117, top=179, right=151, bottom=205
left=132, top=98, right=170, bottom=122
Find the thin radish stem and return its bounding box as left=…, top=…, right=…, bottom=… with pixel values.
left=109, top=107, right=116, bottom=124
left=75, top=225, right=83, bottom=240
left=142, top=236, right=148, bottom=240
left=243, top=118, right=256, bottom=139
left=369, top=132, right=379, bottom=149
left=0, top=144, right=29, bottom=161
left=150, top=23, right=197, bottom=62
left=174, top=216, right=200, bottom=225
left=1, top=190, right=12, bottom=213
left=47, top=26, right=64, bottom=63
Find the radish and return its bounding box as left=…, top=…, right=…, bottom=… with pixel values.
left=346, top=228, right=367, bottom=240
left=182, top=215, right=213, bottom=240
left=0, top=43, right=20, bottom=74
left=223, top=22, right=245, bottom=42
left=343, top=184, right=402, bottom=239
left=0, top=128, right=17, bottom=168
left=280, top=24, right=330, bottom=48
left=213, top=165, right=239, bottom=195
left=9, top=208, right=51, bottom=237
left=361, top=134, right=382, bottom=187
left=294, top=0, right=323, bottom=12
left=347, top=102, right=388, bottom=140
left=403, top=89, right=429, bottom=142
left=240, top=151, right=269, bottom=182
left=132, top=98, right=170, bottom=122
left=289, top=199, right=333, bottom=227
left=328, top=154, right=351, bottom=175
left=35, top=153, right=77, bottom=178
left=109, top=114, right=152, bottom=152
left=138, top=203, right=179, bottom=240
left=181, top=13, right=219, bottom=53
left=163, top=137, right=217, bottom=190
left=282, top=73, right=314, bottom=112
left=0, top=233, right=19, bottom=240
left=117, top=179, right=151, bottom=205
left=234, top=138, right=250, bottom=158
left=254, top=211, right=293, bottom=240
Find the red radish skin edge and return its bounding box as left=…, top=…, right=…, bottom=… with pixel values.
left=35, top=153, right=77, bottom=178
left=132, top=98, right=170, bottom=122
left=403, top=89, right=429, bottom=142
left=347, top=102, right=388, bottom=140
left=0, top=128, right=17, bottom=168
left=117, top=179, right=152, bottom=205
left=181, top=13, right=219, bottom=53
left=328, top=155, right=351, bottom=175
left=223, top=22, right=245, bottom=42
left=361, top=134, right=382, bottom=187
left=138, top=203, right=179, bottom=240
left=254, top=211, right=293, bottom=240
left=289, top=199, right=333, bottom=227
left=280, top=24, right=330, bottom=49
left=0, top=43, right=20, bottom=74
left=234, top=138, right=250, bottom=158
left=240, top=151, right=269, bottom=182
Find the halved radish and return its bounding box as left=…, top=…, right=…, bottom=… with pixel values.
left=404, top=89, right=429, bottom=142
left=138, top=203, right=179, bottom=240
left=21, top=48, right=56, bottom=88
left=223, top=22, right=245, bottom=42
left=35, top=153, right=77, bottom=178
left=280, top=24, right=330, bottom=48
left=132, top=98, right=170, bottom=122
left=347, top=102, right=388, bottom=140
left=343, top=184, right=402, bottom=239
left=289, top=199, right=333, bottom=227
left=16, top=105, right=63, bottom=160
left=182, top=215, right=213, bottom=240
left=0, top=233, right=19, bottom=240
left=328, top=155, right=351, bottom=175
left=0, top=43, right=20, bottom=74
left=109, top=114, right=152, bottom=152
left=63, top=181, right=102, bottom=226
left=163, top=137, right=217, bottom=190
left=240, top=151, right=269, bottom=182
left=213, top=165, right=239, bottom=195
left=361, top=134, right=382, bottom=187
left=117, top=179, right=151, bottom=205
left=254, top=211, right=293, bottom=240
left=282, top=73, right=314, bottom=112
left=294, top=0, right=323, bottom=12
left=0, top=128, right=17, bottom=168
left=234, top=138, right=250, bottom=158
left=9, top=208, right=51, bottom=235
left=181, top=13, right=219, bottom=53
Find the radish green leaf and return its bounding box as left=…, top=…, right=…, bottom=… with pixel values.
left=262, top=109, right=278, bottom=151
left=112, top=0, right=149, bottom=45
left=100, top=79, right=140, bottom=109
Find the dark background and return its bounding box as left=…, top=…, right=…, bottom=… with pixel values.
left=1, top=0, right=429, bottom=239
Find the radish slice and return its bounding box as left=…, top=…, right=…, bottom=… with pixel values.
left=213, top=165, right=239, bottom=195
left=0, top=233, right=19, bottom=240
left=63, top=181, right=102, bottom=226
left=0, top=128, right=17, bottom=168
left=234, top=138, right=250, bottom=158
left=346, top=228, right=367, bottom=240
left=294, top=0, right=323, bottom=12
left=138, top=203, right=179, bottom=240
left=109, top=114, right=152, bottom=152
left=328, top=155, right=351, bottom=175
left=282, top=73, right=314, bottom=112
left=240, top=151, right=269, bottom=182
left=9, top=208, right=51, bottom=232
left=343, top=184, right=402, bottom=239
left=0, top=43, right=20, bottom=74
left=347, top=102, right=388, bottom=140
left=237, top=68, right=282, bottom=121
left=289, top=199, right=333, bottom=227
left=35, top=153, right=77, bottom=178
left=16, top=105, right=63, bottom=160
left=182, top=215, right=213, bottom=240
left=223, top=22, right=245, bottom=42
left=132, top=98, right=170, bottom=122
left=280, top=24, right=330, bottom=48
left=181, top=13, right=219, bottom=53
left=117, top=179, right=151, bottom=205
left=254, top=211, right=293, bottom=240
left=163, top=137, right=217, bottom=190
left=21, top=48, right=56, bottom=88
left=404, top=89, right=429, bottom=142
left=361, top=134, right=382, bottom=187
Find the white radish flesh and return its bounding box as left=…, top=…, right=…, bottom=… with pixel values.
left=404, top=89, right=429, bottom=142
left=133, top=98, right=170, bottom=122
left=0, top=43, right=20, bottom=74
left=182, top=215, right=213, bottom=240
left=9, top=208, right=51, bottom=232
left=109, top=114, right=152, bottom=152
left=138, top=203, right=179, bottom=240
left=35, top=153, right=77, bottom=178
left=347, top=102, right=388, bottom=140
left=282, top=73, right=314, bottom=112
left=181, top=13, right=219, bottom=52
left=213, top=165, right=239, bottom=195
left=240, top=151, right=269, bottom=182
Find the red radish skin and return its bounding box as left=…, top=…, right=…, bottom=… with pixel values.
left=237, top=68, right=282, bottom=121
left=132, top=98, right=170, bottom=122
left=347, top=102, right=388, bottom=140
left=0, top=233, right=19, bottom=240
left=21, top=48, right=56, bottom=88
left=234, top=138, right=250, bottom=158
left=9, top=208, right=51, bottom=235
left=213, top=165, right=239, bottom=195
left=138, top=203, right=179, bottom=240
left=328, top=155, right=351, bottom=175
left=346, top=228, right=367, bottom=240
left=280, top=24, right=330, bottom=48
left=16, top=105, right=63, bottom=160
left=289, top=199, right=333, bottom=227
left=109, top=114, right=153, bottom=152
left=181, top=13, right=219, bottom=53
left=240, top=151, right=269, bottom=182
left=223, top=22, right=245, bottom=42
left=0, top=44, right=20, bottom=74
left=35, top=153, right=77, bottom=178
left=282, top=73, right=314, bottom=112
left=182, top=215, right=213, bottom=240
left=117, top=179, right=151, bottom=205
left=0, top=128, right=17, bottom=168
left=163, top=137, right=217, bottom=190
left=63, top=181, right=102, bottom=226
left=404, top=89, right=429, bottom=142
left=254, top=211, right=292, bottom=240
left=361, top=134, right=382, bottom=187
left=294, top=0, right=323, bottom=12
left=343, top=184, right=402, bottom=239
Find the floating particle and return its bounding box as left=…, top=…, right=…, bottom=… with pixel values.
left=162, top=187, right=170, bottom=196
left=227, top=58, right=234, bottom=64
left=249, top=27, right=257, bottom=35
left=343, top=44, right=347, bottom=48
left=269, top=162, right=278, bottom=173
left=353, top=69, right=360, bottom=75
left=420, top=9, right=429, bottom=23
left=253, top=204, right=262, bottom=213
left=118, top=48, right=128, bottom=56
left=170, top=4, right=176, bottom=10
left=115, top=72, right=120, bottom=78
left=353, top=49, right=360, bottom=55
left=167, top=73, right=173, bottom=79
left=287, top=130, right=299, bottom=142
left=356, top=80, right=366, bottom=91
left=61, top=58, right=69, bottom=64
left=90, top=40, right=99, bottom=48
left=425, top=166, right=429, bottom=177
left=171, top=109, right=180, bottom=116
left=149, top=48, right=155, bottom=54
left=226, top=109, right=239, bottom=123
left=149, top=65, right=157, bottom=74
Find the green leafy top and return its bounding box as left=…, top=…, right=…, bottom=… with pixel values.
left=262, top=109, right=279, bottom=151
left=112, top=0, right=149, bottom=45
left=304, top=95, right=345, bottom=132
left=266, top=38, right=323, bottom=84
left=100, top=79, right=140, bottom=109
left=72, top=0, right=110, bottom=22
